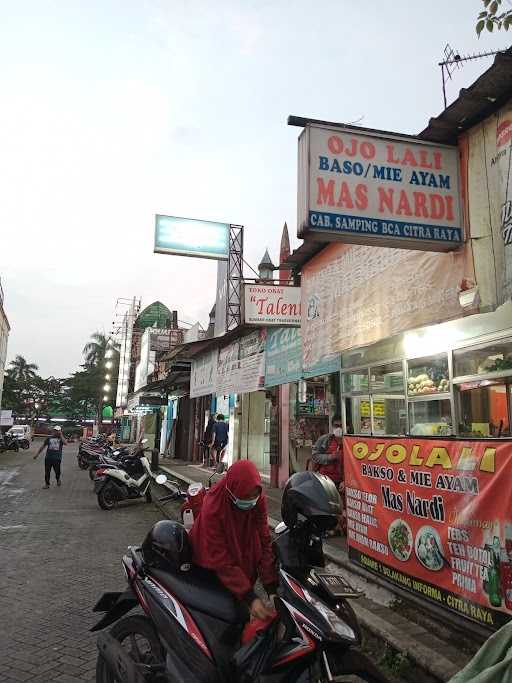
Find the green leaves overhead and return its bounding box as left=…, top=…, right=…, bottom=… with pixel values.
left=476, top=0, right=511, bottom=34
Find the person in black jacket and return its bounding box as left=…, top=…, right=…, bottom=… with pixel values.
left=202, top=415, right=216, bottom=466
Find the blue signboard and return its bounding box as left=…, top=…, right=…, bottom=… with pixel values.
left=309, top=211, right=462, bottom=245
left=154, top=215, right=230, bottom=261
left=264, top=328, right=302, bottom=387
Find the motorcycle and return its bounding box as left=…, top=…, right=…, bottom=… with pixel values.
left=0, top=433, right=20, bottom=453
left=78, top=435, right=107, bottom=469
left=88, top=446, right=130, bottom=481
left=91, top=474, right=390, bottom=682
left=94, top=440, right=154, bottom=510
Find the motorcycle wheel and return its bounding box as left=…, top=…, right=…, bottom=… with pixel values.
left=97, top=483, right=118, bottom=511
left=96, top=615, right=164, bottom=683
left=78, top=456, right=88, bottom=470
left=20, top=439, right=30, bottom=450
left=11, top=442, right=19, bottom=452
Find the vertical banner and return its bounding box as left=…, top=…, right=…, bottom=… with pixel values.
left=344, top=436, right=512, bottom=628
left=217, top=341, right=241, bottom=395
left=190, top=349, right=218, bottom=398
left=238, top=330, right=266, bottom=393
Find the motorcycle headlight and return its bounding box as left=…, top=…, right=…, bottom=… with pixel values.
left=305, top=590, right=357, bottom=642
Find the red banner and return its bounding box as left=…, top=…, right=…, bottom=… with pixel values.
left=343, top=436, right=512, bottom=628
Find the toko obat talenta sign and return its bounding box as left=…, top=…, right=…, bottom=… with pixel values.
left=296, top=122, right=463, bottom=252
left=244, top=284, right=301, bottom=326
left=154, top=215, right=230, bottom=260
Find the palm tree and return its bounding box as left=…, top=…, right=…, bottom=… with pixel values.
left=8, top=355, right=39, bottom=384
left=82, top=332, right=119, bottom=425
left=83, top=332, right=110, bottom=368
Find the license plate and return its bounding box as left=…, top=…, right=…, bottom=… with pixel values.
left=314, top=571, right=364, bottom=599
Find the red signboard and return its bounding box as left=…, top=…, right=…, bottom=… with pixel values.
left=343, top=436, right=512, bottom=628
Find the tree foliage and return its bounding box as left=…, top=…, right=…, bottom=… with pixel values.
left=2, top=332, right=119, bottom=423
left=476, top=0, right=512, bottom=35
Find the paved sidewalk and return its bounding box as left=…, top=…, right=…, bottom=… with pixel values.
left=0, top=440, right=160, bottom=682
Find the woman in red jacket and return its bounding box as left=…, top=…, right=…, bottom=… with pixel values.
left=189, top=460, right=277, bottom=620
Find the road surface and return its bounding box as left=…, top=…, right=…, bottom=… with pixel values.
left=0, top=440, right=160, bottom=682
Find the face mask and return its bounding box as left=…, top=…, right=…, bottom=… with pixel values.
left=333, top=427, right=343, bottom=438
left=227, top=486, right=260, bottom=511
left=234, top=497, right=259, bottom=511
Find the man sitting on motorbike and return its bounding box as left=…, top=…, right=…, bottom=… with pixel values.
left=189, top=459, right=278, bottom=620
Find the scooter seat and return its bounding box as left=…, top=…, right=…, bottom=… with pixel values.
left=149, top=566, right=248, bottom=625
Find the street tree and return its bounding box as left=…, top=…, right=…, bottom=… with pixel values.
left=82, top=331, right=119, bottom=424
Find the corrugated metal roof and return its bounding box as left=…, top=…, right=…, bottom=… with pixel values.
left=420, top=48, right=512, bottom=144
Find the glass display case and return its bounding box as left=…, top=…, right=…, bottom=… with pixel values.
left=453, top=340, right=512, bottom=378
left=370, top=362, right=404, bottom=393
left=457, top=380, right=511, bottom=438
left=407, top=354, right=449, bottom=397
left=342, top=370, right=369, bottom=393
left=409, top=398, right=453, bottom=436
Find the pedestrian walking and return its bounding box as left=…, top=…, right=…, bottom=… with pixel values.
left=209, top=413, right=229, bottom=467
left=33, top=425, right=67, bottom=489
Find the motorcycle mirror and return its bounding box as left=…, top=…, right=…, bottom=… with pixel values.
left=155, top=474, right=167, bottom=485
left=274, top=521, right=287, bottom=534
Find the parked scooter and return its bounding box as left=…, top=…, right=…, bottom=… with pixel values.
left=88, top=446, right=130, bottom=481
left=0, top=433, right=20, bottom=453
left=91, top=472, right=390, bottom=682
left=94, top=440, right=154, bottom=510
left=78, top=436, right=107, bottom=469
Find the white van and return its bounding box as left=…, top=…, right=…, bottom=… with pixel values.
left=7, top=424, right=32, bottom=442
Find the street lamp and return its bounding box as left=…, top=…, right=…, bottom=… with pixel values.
left=105, top=361, right=113, bottom=369
left=103, top=384, right=111, bottom=392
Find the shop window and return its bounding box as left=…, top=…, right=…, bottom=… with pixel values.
left=453, top=340, right=512, bottom=378
left=409, top=399, right=453, bottom=436
left=370, top=362, right=404, bottom=393
left=342, top=371, right=369, bottom=393
left=457, top=380, right=511, bottom=438
left=407, top=354, right=449, bottom=397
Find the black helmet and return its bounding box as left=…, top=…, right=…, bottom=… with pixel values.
left=281, top=472, right=341, bottom=532
left=142, top=520, right=192, bottom=572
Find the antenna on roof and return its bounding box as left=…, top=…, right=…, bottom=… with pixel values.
left=438, top=44, right=508, bottom=109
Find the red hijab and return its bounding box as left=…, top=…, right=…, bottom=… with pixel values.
left=189, top=460, right=277, bottom=599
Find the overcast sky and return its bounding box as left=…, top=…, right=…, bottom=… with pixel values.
left=1, top=0, right=509, bottom=378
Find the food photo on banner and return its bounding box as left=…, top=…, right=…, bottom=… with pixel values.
left=343, top=436, right=512, bottom=629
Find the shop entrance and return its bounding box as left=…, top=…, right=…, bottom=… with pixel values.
left=239, top=392, right=271, bottom=476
